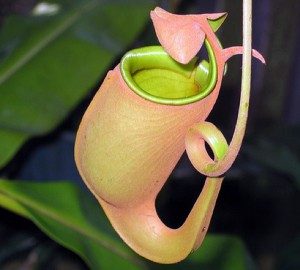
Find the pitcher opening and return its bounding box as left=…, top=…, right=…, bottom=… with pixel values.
left=120, top=39, right=217, bottom=105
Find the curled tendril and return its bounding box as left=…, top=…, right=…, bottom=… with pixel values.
left=151, top=6, right=265, bottom=178
left=185, top=122, right=229, bottom=176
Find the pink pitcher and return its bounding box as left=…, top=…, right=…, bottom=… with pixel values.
left=75, top=7, right=264, bottom=263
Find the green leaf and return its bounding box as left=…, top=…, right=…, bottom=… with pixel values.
left=186, top=235, right=257, bottom=270
left=0, top=179, right=257, bottom=269
left=0, top=179, right=146, bottom=270
left=0, top=0, right=154, bottom=168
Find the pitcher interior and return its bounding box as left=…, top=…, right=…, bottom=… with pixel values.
left=120, top=40, right=217, bottom=105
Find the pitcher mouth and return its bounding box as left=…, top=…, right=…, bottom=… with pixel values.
left=120, top=39, right=217, bottom=105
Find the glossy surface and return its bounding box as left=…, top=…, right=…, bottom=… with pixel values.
left=120, top=41, right=217, bottom=105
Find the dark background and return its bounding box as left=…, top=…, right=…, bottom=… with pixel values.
left=1, top=0, right=300, bottom=269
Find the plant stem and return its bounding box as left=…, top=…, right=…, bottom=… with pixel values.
left=229, top=0, right=252, bottom=154
left=239, top=0, right=252, bottom=138
left=221, top=0, right=252, bottom=169
left=205, top=0, right=253, bottom=176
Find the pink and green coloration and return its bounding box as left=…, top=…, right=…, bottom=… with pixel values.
left=74, top=6, right=265, bottom=264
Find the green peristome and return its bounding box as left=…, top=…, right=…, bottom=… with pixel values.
left=120, top=39, right=217, bottom=105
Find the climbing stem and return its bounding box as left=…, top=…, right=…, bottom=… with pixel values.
left=195, top=0, right=254, bottom=176
left=228, top=0, right=252, bottom=162
left=239, top=0, right=252, bottom=133
left=218, top=0, right=253, bottom=173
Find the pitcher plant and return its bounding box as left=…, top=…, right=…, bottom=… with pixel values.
left=75, top=2, right=265, bottom=264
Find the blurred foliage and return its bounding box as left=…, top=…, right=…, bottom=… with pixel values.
left=0, top=179, right=257, bottom=270
left=244, top=125, right=300, bottom=189
left=0, top=180, right=142, bottom=269
left=0, top=0, right=153, bottom=168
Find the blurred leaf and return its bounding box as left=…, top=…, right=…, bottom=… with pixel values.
left=277, top=235, right=300, bottom=270
left=0, top=231, right=38, bottom=265
left=244, top=127, right=300, bottom=189
left=0, top=179, right=145, bottom=270
left=188, top=235, right=257, bottom=270
left=0, top=179, right=257, bottom=270
left=0, top=0, right=154, bottom=168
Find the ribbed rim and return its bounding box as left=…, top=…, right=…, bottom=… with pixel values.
left=120, top=39, right=217, bottom=105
